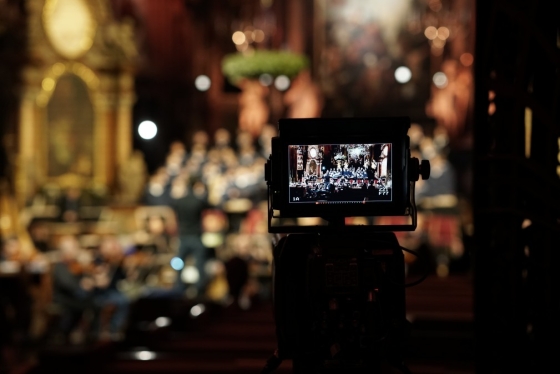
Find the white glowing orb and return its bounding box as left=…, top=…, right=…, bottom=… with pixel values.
left=433, top=72, right=448, bottom=88
left=181, top=265, right=200, bottom=284
left=154, top=317, right=171, bottom=328
left=274, top=75, right=291, bottom=91
left=135, top=351, right=156, bottom=361
left=138, top=121, right=157, bottom=140
left=190, top=303, right=206, bottom=317
left=394, top=66, right=412, bottom=83
left=195, top=75, right=211, bottom=91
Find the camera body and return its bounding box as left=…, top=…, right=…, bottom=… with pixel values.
left=264, top=117, right=429, bottom=373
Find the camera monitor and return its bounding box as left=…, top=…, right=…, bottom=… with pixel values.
left=266, top=117, right=421, bottom=232
left=287, top=142, right=392, bottom=205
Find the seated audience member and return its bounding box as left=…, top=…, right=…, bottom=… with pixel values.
left=91, top=235, right=130, bottom=341
left=51, top=235, right=98, bottom=344
left=0, top=236, right=33, bottom=367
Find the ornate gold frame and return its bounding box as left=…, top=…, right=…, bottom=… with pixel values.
left=36, top=62, right=100, bottom=189
left=42, top=0, right=98, bottom=60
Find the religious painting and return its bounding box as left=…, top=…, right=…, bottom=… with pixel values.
left=46, top=73, right=94, bottom=178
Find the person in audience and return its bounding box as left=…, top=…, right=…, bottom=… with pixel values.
left=0, top=236, right=33, bottom=367
left=51, top=235, right=98, bottom=344
left=91, top=235, right=130, bottom=341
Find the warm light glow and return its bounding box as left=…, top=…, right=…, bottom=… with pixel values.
left=261, top=0, right=273, bottom=8
left=0, top=216, right=11, bottom=230
left=138, top=121, right=157, bottom=140
left=232, top=31, right=246, bottom=45
left=244, top=30, right=254, bottom=43
left=433, top=72, right=448, bottom=88
left=437, top=27, right=450, bottom=40
left=460, top=53, right=474, bottom=66
left=43, top=0, right=96, bottom=60
left=253, top=29, right=265, bottom=43
left=431, top=45, right=444, bottom=56
left=394, top=66, right=412, bottom=83
left=424, top=26, right=438, bottom=40
left=52, top=62, right=65, bottom=75
left=194, top=75, right=211, bottom=91
left=42, top=77, right=56, bottom=91
left=432, top=38, right=446, bottom=48
left=488, top=90, right=496, bottom=100
left=274, top=75, right=291, bottom=91
left=525, top=107, right=532, bottom=158
left=488, top=102, right=496, bottom=115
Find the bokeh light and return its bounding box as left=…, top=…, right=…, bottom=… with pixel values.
left=394, top=66, right=412, bottom=83
left=135, top=351, right=156, bottom=361
left=181, top=265, right=200, bottom=283
left=190, top=304, right=206, bottom=317
left=154, top=317, right=171, bottom=328
left=460, top=53, right=474, bottom=66
left=259, top=73, right=273, bottom=86
left=433, top=72, right=448, bottom=88
left=138, top=121, right=157, bottom=140
left=424, top=26, right=438, bottom=40
left=274, top=75, right=291, bottom=91
left=232, top=31, right=246, bottom=45
left=437, top=27, right=450, bottom=40
left=170, top=257, right=184, bottom=271
left=195, top=75, right=211, bottom=91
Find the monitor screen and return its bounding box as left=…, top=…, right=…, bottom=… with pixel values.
left=287, top=143, right=392, bottom=205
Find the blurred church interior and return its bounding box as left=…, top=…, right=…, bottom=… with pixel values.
left=0, top=0, right=558, bottom=373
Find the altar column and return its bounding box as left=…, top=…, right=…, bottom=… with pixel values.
left=16, top=86, right=40, bottom=207
left=116, top=73, right=135, bottom=170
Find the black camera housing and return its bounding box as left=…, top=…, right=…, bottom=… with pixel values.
left=272, top=232, right=410, bottom=373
